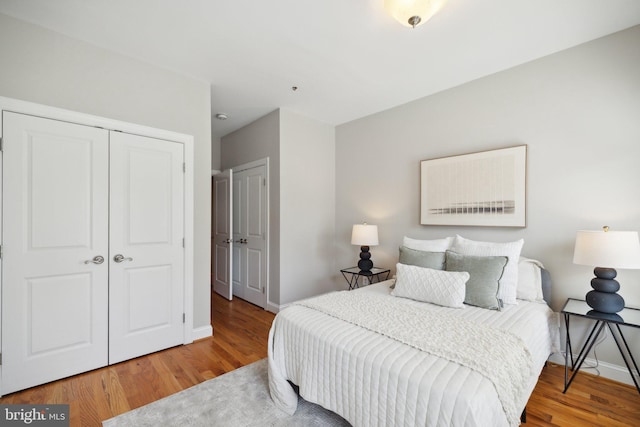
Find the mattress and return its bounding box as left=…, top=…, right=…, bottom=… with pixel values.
left=268, top=280, right=560, bottom=427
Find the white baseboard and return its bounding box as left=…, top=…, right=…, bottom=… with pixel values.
left=266, top=301, right=282, bottom=314
left=547, top=353, right=637, bottom=387
left=192, top=324, right=213, bottom=341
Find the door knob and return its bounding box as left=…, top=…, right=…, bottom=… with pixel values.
left=223, top=238, right=231, bottom=244
left=84, top=255, right=105, bottom=265
left=113, top=254, right=133, bottom=263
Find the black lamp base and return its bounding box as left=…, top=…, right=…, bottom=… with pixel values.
left=357, top=245, right=373, bottom=273
left=586, top=267, right=625, bottom=314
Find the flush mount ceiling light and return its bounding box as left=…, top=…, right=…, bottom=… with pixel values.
left=215, top=113, right=228, bottom=120
left=384, top=0, right=449, bottom=28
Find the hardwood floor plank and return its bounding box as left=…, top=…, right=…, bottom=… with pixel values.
left=1, top=291, right=639, bottom=426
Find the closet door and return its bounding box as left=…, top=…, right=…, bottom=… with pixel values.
left=1, top=112, right=109, bottom=395
left=213, top=169, right=233, bottom=300
left=232, top=165, right=267, bottom=308
left=108, top=132, right=185, bottom=364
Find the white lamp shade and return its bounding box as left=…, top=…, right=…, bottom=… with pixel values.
left=573, top=230, right=640, bottom=269
left=351, top=224, right=379, bottom=246
left=384, top=0, right=449, bottom=28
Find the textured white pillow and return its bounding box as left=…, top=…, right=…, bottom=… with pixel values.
left=517, top=257, right=546, bottom=302
left=391, top=263, right=468, bottom=308
left=450, top=235, right=524, bottom=305
left=403, top=236, right=453, bottom=252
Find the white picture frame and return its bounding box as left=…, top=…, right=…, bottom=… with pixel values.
left=420, top=145, right=527, bottom=227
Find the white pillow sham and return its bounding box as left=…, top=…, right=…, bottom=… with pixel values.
left=517, top=257, right=546, bottom=302
left=391, top=262, right=468, bottom=308
left=402, top=236, right=453, bottom=252
left=450, top=235, right=524, bottom=305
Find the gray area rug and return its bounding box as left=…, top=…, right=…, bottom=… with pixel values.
left=103, top=358, right=350, bottom=426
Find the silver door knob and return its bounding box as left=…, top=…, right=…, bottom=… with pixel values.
left=113, top=254, right=133, bottom=263
left=84, top=255, right=105, bottom=265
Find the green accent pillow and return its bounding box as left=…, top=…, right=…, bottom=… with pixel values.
left=445, top=251, right=507, bottom=310
left=398, top=246, right=446, bottom=270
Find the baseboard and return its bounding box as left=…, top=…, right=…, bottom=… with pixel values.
left=547, top=353, right=637, bottom=387
left=192, top=324, right=213, bottom=341
left=266, top=301, right=282, bottom=314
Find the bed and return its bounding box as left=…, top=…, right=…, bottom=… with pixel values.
left=268, top=236, right=560, bottom=427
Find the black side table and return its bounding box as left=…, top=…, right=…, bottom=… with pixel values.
left=561, top=298, right=640, bottom=394
left=340, top=267, right=390, bottom=290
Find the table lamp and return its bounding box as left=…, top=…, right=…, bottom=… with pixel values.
left=573, top=226, right=640, bottom=313
left=351, top=223, right=379, bottom=273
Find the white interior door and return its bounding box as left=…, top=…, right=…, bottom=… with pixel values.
left=1, top=112, right=109, bottom=395
left=213, top=169, right=233, bottom=300
left=108, top=132, right=185, bottom=364
left=232, top=171, right=244, bottom=300
left=232, top=165, right=267, bottom=308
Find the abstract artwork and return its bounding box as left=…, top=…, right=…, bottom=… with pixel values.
left=420, top=145, right=527, bottom=227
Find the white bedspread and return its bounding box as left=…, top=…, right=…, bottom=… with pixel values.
left=268, top=281, right=559, bottom=427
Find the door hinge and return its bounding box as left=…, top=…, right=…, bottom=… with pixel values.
left=183, top=163, right=186, bottom=173
left=182, top=238, right=185, bottom=248
left=263, top=178, right=266, bottom=186
left=262, top=287, right=266, bottom=294
left=0, top=137, right=3, bottom=151
left=183, top=313, right=186, bottom=323
left=0, top=353, right=2, bottom=365
left=0, top=245, right=3, bottom=259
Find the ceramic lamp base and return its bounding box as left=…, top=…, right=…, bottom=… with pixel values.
left=586, top=267, right=625, bottom=314
left=357, top=245, right=373, bottom=273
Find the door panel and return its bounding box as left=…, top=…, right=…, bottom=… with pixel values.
left=1, top=112, right=109, bottom=395
left=232, top=172, right=244, bottom=299
left=213, top=169, right=233, bottom=300
left=108, top=132, right=185, bottom=364
left=232, top=165, right=267, bottom=308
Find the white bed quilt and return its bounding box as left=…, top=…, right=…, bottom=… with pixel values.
left=268, top=281, right=559, bottom=427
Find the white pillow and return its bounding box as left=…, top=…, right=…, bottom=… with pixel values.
left=450, top=235, right=524, bottom=305
left=391, top=263, right=468, bottom=308
left=403, top=236, right=453, bottom=252
left=517, top=257, right=546, bottom=302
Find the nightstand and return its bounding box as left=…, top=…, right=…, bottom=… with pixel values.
left=561, top=298, right=640, bottom=394
left=340, top=267, right=390, bottom=290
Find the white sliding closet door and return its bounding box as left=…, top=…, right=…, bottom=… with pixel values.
left=1, top=112, right=109, bottom=395
left=108, top=132, right=185, bottom=364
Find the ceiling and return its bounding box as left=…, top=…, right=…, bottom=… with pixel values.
left=1, top=0, right=639, bottom=139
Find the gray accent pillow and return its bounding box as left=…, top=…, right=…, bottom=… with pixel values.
left=445, top=251, right=508, bottom=310
left=399, top=246, right=446, bottom=270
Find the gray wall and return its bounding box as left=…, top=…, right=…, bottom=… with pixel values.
left=221, top=109, right=336, bottom=307
left=279, top=110, right=336, bottom=304
left=336, top=25, right=640, bottom=382
left=0, top=13, right=213, bottom=330
left=221, top=110, right=281, bottom=305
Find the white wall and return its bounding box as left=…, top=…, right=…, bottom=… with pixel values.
left=0, top=13, right=213, bottom=331
left=279, top=110, right=336, bottom=304
left=336, top=25, right=640, bottom=384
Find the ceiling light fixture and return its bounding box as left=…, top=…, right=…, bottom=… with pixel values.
left=384, top=0, right=448, bottom=29
left=215, top=113, right=228, bottom=120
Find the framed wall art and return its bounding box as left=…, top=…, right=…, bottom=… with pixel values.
left=420, top=145, right=527, bottom=227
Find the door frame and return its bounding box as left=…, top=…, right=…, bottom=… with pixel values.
left=0, top=97, right=195, bottom=366
left=231, top=158, right=270, bottom=310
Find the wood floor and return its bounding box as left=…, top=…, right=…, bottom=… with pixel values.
left=1, top=292, right=638, bottom=426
